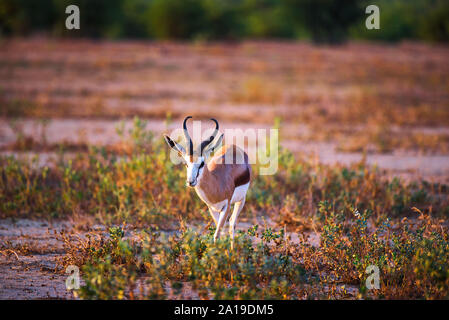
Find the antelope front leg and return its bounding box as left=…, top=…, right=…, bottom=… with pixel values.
left=229, top=199, right=245, bottom=249
left=208, top=206, right=219, bottom=227
left=214, top=201, right=229, bottom=243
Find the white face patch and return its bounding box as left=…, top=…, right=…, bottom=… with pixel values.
left=185, top=156, right=205, bottom=187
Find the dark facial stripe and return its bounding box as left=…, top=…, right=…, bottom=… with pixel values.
left=192, top=161, right=204, bottom=183
left=195, top=166, right=201, bottom=181
left=234, top=166, right=250, bottom=187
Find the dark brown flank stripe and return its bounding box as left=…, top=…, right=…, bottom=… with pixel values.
left=234, top=165, right=250, bottom=187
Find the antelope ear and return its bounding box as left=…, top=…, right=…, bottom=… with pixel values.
left=163, top=134, right=186, bottom=155
left=164, top=134, right=175, bottom=148
left=203, top=133, right=223, bottom=158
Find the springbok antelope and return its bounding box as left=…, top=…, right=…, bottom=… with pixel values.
left=164, top=116, right=251, bottom=247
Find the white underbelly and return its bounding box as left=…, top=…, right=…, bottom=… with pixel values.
left=230, top=182, right=250, bottom=204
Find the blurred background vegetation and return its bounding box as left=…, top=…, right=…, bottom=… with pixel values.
left=0, top=0, right=448, bottom=43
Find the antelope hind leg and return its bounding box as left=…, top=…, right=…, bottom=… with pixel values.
left=214, top=200, right=229, bottom=243
left=229, top=198, right=245, bottom=249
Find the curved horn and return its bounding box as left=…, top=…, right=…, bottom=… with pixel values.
left=199, top=118, right=219, bottom=155
left=183, top=116, right=193, bottom=156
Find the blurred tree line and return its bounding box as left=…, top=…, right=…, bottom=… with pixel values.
left=0, top=0, right=448, bottom=43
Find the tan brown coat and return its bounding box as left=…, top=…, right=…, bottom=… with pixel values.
left=197, top=145, right=251, bottom=204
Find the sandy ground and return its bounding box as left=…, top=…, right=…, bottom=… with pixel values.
left=0, top=217, right=320, bottom=300
left=0, top=219, right=74, bottom=299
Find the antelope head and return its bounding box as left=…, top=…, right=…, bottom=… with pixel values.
left=164, top=116, right=224, bottom=187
